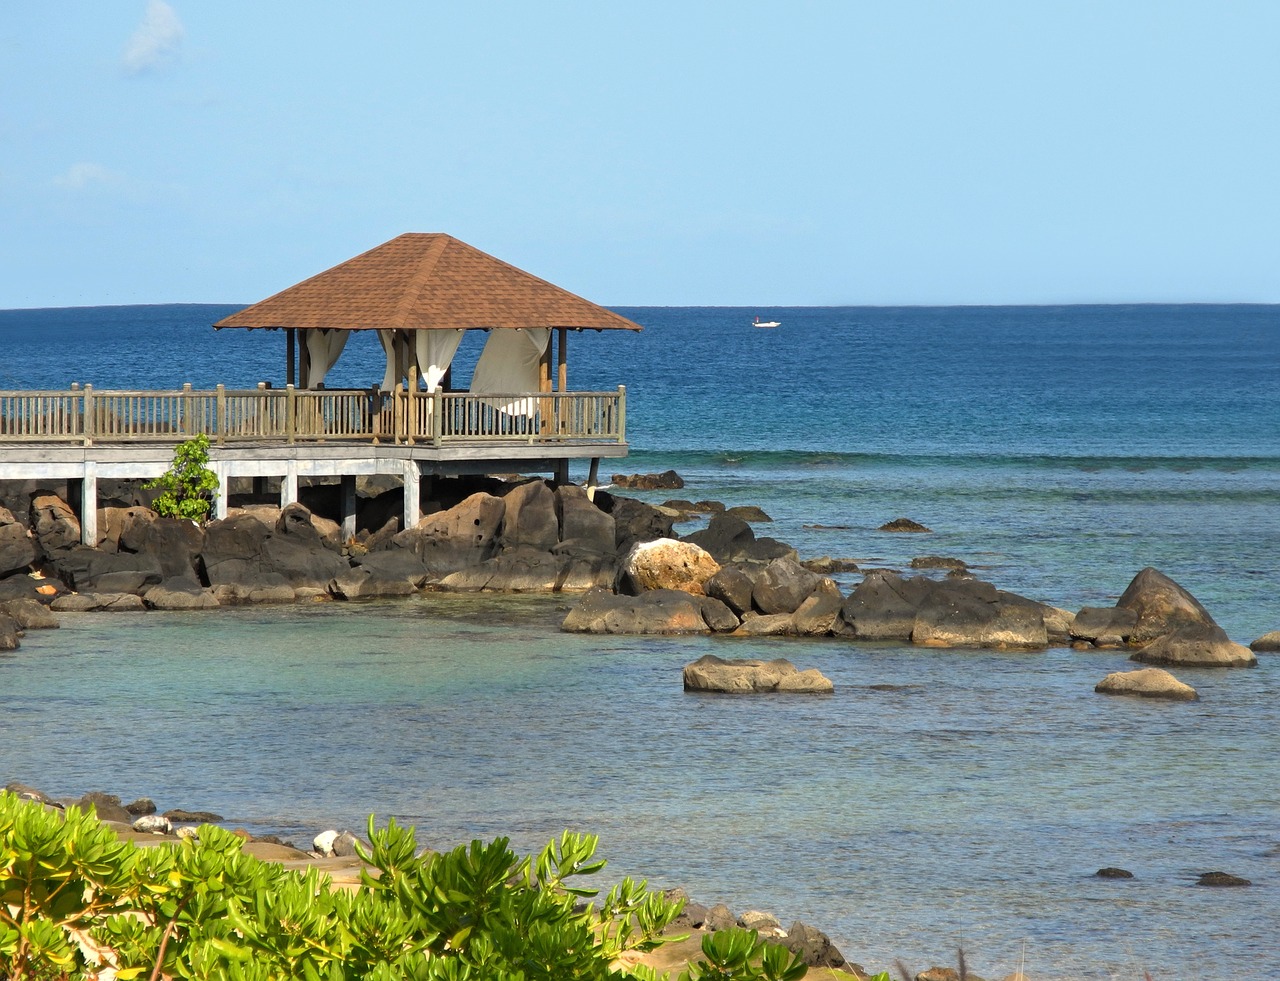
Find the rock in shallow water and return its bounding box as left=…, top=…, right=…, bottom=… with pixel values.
left=682, top=654, right=833, bottom=694
left=1095, top=667, right=1198, bottom=701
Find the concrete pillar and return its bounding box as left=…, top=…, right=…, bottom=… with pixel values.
left=79, top=461, right=98, bottom=546
left=402, top=462, right=420, bottom=530
left=340, top=474, right=357, bottom=543
left=213, top=463, right=229, bottom=520
left=281, top=463, right=298, bottom=508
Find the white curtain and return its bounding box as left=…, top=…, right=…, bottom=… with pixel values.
left=414, top=329, right=465, bottom=391
left=304, top=329, right=350, bottom=388
left=469, top=328, right=550, bottom=416
left=377, top=329, right=415, bottom=390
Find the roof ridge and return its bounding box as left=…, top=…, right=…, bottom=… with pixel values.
left=391, top=233, right=450, bottom=329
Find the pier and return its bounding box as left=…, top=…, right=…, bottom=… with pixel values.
left=0, top=382, right=627, bottom=545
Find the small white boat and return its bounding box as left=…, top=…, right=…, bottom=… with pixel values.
left=753, top=316, right=781, bottom=328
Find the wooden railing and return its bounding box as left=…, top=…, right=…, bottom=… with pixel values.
left=0, top=384, right=626, bottom=447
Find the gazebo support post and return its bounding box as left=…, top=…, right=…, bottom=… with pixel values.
left=286, top=328, right=297, bottom=387
left=557, top=327, right=567, bottom=391
left=299, top=333, right=312, bottom=389
left=340, top=474, right=357, bottom=543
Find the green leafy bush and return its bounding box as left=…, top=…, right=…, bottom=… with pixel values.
left=0, top=792, right=809, bottom=981
left=144, top=435, right=219, bottom=522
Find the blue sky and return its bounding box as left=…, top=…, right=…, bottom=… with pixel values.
left=3, top=2, right=1278, bottom=307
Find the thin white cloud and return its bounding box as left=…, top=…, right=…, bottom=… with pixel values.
left=122, top=0, right=185, bottom=75
left=52, top=162, right=122, bottom=190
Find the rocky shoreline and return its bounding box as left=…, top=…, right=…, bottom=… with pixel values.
left=1, top=471, right=1269, bottom=689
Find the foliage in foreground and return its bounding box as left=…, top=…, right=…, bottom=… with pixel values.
left=0, top=791, right=809, bottom=981
left=144, top=434, right=219, bottom=522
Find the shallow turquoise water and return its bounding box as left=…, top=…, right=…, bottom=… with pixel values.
left=3, top=598, right=1276, bottom=980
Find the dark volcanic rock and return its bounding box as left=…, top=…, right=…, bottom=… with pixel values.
left=1251, top=630, right=1280, bottom=652
left=30, top=494, right=81, bottom=552
left=119, top=513, right=205, bottom=581
left=0, top=598, right=59, bottom=630
left=684, top=513, right=795, bottom=567
left=561, top=587, right=710, bottom=635
left=1130, top=622, right=1256, bottom=668
left=1196, top=871, right=1251, bottom=887
left=1070, top=606, right=1138, bottom=646
left=164, top=808, right=225, bottom=823
left=75, top=792, right=131, bottom=824
left=782, top=921, right=847, bottom=969
left=392, top=492, right=505, bottom=576
left=0, top=506, right=37, bottom=578
left=610, top=470, right=684, bottom=490
left=555, top=484, right=616, bottom=556
left=499, top=480, right=559, bottom=552
left=1096, top=867, right=1134, bottom=879
left=594, top=492, right=675, bottom=554
left=1115, top=567, right=1217, bottom=644
left=751, top=557, right=829, bottom=616
left=878, top=517, right=931, bottom=533
left=704, top=565, right=756, bottom=616
left=0, top=613, right=19, bottom=650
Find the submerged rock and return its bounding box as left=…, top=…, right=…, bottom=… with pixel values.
left=1196, top=871, right=1251, bottom=887
left=1095, top=667, right=1198, bottom=701
left=1250, top=630, right=1280, bottom=652
left=682, top=654, right=833, bottom=694
left=878, top=517, right=931, bottom=533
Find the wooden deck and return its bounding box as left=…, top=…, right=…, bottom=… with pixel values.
left=0, top=385, right=629, bottom=544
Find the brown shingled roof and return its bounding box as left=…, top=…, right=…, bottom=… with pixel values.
left=213, top=233, right=641, bottom=332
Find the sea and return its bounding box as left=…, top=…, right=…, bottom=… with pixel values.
left=1, top=303, right=1278, bottom=979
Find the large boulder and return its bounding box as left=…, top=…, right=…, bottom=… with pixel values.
left=616, top=538, right=720, bottom=596
left=682, top=655, right=833, bottom=694
left=329, top=567, right=418, bottom=600
left=119, top=513, right=205, bottom=581
left=791, top=583, right=845, bottom=636
left=752, top=557, right=830, bottom=615
left=1251, top=631, right=1280, bottom=652
left=561, top=587, right=712, bottom=634
left=393, top=493, right=505, bottom=576
left=1095, top=667, right=1198, bottom=701
left=1115, top=568, right=1217, bottom=644
left=1130, top=623, right=1256, bottom=668
left=838, top=571, right=937, bottom=641
left=0, top=598, right=59, bottom=630
left=30, top=494, right=80, bottom=552
left=912, top=582, right=1050, bottom=650
left=1070, top=606, right=1138, bottom=647
left=349, top=549, right=431, bottom=588
left=95, top=505, right=154, bottom=553
left=44, top=545, right=163, bottom=593
left=499, top=480, right=559, bottom=552
left=684, top=513, right=795, bottom=567
left=144, top=578, right=220, bottom=610
left=0, top=613, right=19, bottom=650
left=0, top=506, right=37, bottom=577
left=200, top=513, right=346, bottom=590
left=437, top=547, right=615, bottom=592
left=704, top=565, right=757, bottom=617
left=595, top=493, right=675, bottom=554
left=840, top=572, right=1049, bottom=649
left=611, top=470, right=683, bottom=490
left=554, top=484, right=616, bottom=556
left=50, top=592, right=147, bottom=612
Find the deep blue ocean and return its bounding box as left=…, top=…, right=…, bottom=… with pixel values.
left=2, top=304, right=1278, bottom=978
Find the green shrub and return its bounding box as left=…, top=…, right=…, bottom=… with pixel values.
left=0, top=792, right=809, bottom=981
left=144, top=435, right=219, bottom=522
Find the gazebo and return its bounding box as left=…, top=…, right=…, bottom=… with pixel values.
left=0, top=233, right=641, bottom=543
left=213, top=232, right=642, bottom=395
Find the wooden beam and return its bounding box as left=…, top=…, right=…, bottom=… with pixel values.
left=286, top=328, right=296, bottom=387
left=557, top=327, right=567, bottom=391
